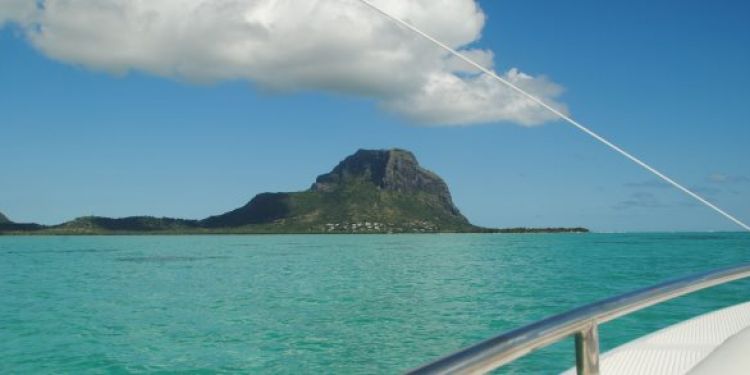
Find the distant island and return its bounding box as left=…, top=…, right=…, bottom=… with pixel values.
left=0, top=149, right=588, bottom=235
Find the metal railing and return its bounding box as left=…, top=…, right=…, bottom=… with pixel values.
left=406, top=263, right=750, bottom=375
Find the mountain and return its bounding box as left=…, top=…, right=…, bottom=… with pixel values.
left=202, top=149, right=475, bottom=233
left=0, top=149, right=588, bottom=234
left=45, top=216, right=199, bottom=235
left=0, top=212, right=44, bottom=232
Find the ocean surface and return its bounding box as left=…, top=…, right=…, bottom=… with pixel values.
left=1, top=233, right=748, bottom=374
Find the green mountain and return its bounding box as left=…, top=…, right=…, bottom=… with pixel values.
left=46, top=216, right=199, bottom=234
left=201, top=149, right=475, bottom=233
left=0, top=149, right=588, bottom=235
left=0, top=212, right=44, bottom=232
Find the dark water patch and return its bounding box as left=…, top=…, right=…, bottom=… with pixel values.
left=59, top=248, right=121, bottom=254
left=4, top=248, right=120, bottom=255
left=673, top=234, right=729, bottom=241
left=230, top=243, right=260, bottom=247
left=592, top=241, right=647, bottom=245
left=115, top=255, right=230, bottom=263
left=648, top=234, right=729, bottom=241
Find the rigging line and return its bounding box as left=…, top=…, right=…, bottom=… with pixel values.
left=353, top=0, right=750, bottom=232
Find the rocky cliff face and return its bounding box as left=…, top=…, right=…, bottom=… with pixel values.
left=311, top=149, right=462, bottom=216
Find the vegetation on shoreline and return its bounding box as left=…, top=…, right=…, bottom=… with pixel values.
left=0, top=221, right=589, bottom=235
left=0, top=149, right=588, bottom=235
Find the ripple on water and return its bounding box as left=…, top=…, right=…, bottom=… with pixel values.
left=0, top=233, right=748, bottom=374
left=115, top=255, right=231, bottom=263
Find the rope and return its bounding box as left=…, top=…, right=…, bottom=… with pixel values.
left=353, top=0, right=750, bottom=231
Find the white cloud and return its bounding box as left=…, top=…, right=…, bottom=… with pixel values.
left=2, top=0, right=567, bottom=126
left=387, top=68, right=566, bottom=126
left=0, top=0, right=36, bottom=26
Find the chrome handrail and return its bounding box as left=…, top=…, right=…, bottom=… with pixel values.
left=406, top=263, right=750, bottom=375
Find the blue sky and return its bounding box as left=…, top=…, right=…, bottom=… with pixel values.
left=1, top=0, right=749, bottom=232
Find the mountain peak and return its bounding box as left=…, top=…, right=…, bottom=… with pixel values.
left=311, top=148, right=401, bottom=191
left=312, top=149, right=437, bottom=190
left=0, top=211, right=10, bottom=224
left=311, top=148, right=461, bottom=216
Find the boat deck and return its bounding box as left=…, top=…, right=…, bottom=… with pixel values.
left=563, top=301, right=750, bottom=375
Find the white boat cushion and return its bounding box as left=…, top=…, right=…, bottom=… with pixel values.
left=686, top=326, right=750, bottom=375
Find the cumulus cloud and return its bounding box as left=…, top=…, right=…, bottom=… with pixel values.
left=1, top=0, right=567, bottom=126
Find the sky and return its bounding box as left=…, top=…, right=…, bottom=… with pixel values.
left=1, top=0, right=749, bottom=232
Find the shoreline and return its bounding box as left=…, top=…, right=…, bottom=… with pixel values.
left=0, top=227, right=590, bottom=236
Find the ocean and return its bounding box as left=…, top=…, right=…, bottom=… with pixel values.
left=1, top=233, right=748, bottom=374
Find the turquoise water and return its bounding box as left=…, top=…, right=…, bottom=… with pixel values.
left=1, top=233, right=748, bottom=374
